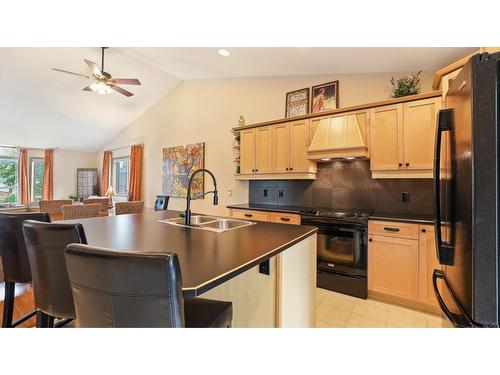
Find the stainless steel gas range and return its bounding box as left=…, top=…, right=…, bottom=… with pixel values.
left=300, top=208, right=372, bottom=299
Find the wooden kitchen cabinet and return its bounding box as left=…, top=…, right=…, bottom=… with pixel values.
left=403, top=97, right=442, bottom=170
left=240, top=126, right=272, bottom=174
left=368, top=234, right=419, bottom=301
left=255, top=126, right=272, bottom=173
left=229, top=209, right=301, bottom=225
left=271, top=123, right=289, bottom=173
left=369, top=104, right=402, bottom=171
left=418, top=225, right=440, bottom=307
left=368, top=220, right=440, bottom=313
left=240, top=128, right=256, bottom=174
left=289, top=119, right=312, bottom=173
left=370, top=96, right=442, bottom=178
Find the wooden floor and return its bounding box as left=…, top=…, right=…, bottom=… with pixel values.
left=0, top=262, right=36, bottom=328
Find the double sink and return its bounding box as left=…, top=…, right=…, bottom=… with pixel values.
left=160, top=215, right=255, bottom=233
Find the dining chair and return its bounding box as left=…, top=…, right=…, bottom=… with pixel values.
left=39, top=200, right=73, bottom=221
left=115, top=201, right=144, bottom=215
left=64, top=244, right=233, bottom=328
left=0, top=212, right=51, bottom=327
left=23, top=221, right=87, bottom=327
left=154, top=195, right=170, bottom=211
left=83, top=197, right=109, bottom=216
left=62, top=203, right=101, bottom=220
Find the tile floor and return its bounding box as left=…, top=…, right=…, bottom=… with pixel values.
left=316, top=287, right=443, bottom=328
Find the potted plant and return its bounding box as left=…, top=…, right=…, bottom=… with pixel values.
left=390, top=70, right=422, bottom=98
left=68, top=193, right=78, bottom=202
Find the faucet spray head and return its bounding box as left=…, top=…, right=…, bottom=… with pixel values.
left=213, top=192, right=219, bottom=205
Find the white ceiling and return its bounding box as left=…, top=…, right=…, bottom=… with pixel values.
left=0, top=47, right=476, bottom=152
left=122, top=47, right=477, bottom=80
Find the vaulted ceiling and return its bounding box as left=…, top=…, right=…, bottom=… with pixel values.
left=0, top=47, right=476, bottom=152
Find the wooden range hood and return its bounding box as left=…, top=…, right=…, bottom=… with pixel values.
left=307, top=111, right=369, bottom=160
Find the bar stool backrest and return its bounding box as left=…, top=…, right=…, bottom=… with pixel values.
left=64, top=244, right=185, bottom=327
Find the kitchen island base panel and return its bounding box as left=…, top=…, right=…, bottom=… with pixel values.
left=201, top=234, right=317, bottom=328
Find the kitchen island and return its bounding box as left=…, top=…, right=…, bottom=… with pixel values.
left=61, top=210, right=317, bottom=328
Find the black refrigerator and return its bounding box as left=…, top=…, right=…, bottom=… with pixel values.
left=433, top=52, right=500, bottom=327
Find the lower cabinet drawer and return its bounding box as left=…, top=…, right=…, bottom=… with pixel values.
left=368, top=220, right=419, bottom=240
left=270, top=212, right=301, bottom=225
left=230, top=209, right=270, bottom=222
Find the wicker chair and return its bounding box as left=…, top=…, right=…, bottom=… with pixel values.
left=83, top=197, right=109, bottom=216
left=39, top=200, right=73, bottom=221
left=115, top=201, right=144, bottom=215
left=61, top=204, right=101, bottom=220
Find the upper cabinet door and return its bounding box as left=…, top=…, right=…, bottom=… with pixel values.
left=272, top=123, right=290, bottom=173
left=403, top=97, right=442, bottom=170
left=240, top=129, right=256, bottom=174
left=255, top=126, right=272, bottom=173
left=289, top=119, right=311, bottom=173
left=369, top=104, right=403, bottom=171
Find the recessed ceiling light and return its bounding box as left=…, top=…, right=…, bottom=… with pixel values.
left=218, top=49, right=230, bottom=57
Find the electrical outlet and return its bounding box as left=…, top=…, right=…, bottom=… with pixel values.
left=263, top=189, right=268, bottom=197
left=401, top=192, right=410, bottom=203
left=278, top=189, right=284, bottom=198
left=227, top=188, right=232, bottom=196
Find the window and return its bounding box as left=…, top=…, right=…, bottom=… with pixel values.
left=112, top=157, right=130, bottom=195
left=0, top=146, right=19, bottom=205
left=30, top=157, right=44, bottom=203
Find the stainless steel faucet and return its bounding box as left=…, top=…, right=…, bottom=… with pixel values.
left=184, top=169, right=218, bottom=225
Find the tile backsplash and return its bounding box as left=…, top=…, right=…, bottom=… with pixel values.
left=249, top=160, right=434, bottom=215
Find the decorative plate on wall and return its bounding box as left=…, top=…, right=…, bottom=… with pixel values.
left=162, top=142, right=205, bottom=198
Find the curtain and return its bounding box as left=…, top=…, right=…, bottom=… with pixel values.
left=128, top=144, right=143, bottom=201
left=101, top=151, right=112, bottom=195
left=18, top=148, right=30, bottom=205
left=41, top=149, right=54, bottom=200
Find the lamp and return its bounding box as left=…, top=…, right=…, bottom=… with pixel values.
left=105, top=186, right=116, bottom=204
left=90, top=81, right=113, bottom=95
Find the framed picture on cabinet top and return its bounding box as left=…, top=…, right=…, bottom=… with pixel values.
left=311, top=80, right=339, bottom=113
left=285, top=87, right=310, bottom=118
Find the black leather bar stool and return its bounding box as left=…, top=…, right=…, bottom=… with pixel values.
left=0, top=212, right=50, bottom=328
left=23, top=221, right=88, bottom=328
left=64, top=244, right=233, bottom=328
left=154, top=195, right=170, bottom=211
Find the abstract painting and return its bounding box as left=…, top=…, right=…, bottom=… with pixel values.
left=162, top=142, right=205, bottom=198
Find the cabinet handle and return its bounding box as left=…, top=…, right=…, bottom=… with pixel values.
left=383, top=227, right=400, bottom=232
left=421, top=228, right=426, bottom=233
left=290, top=167, right=293, bottom=171
left=280, top=217, right=290, bottom=222
left=255, top=169, right=258, bottom=172
left=398, top=163, right=403, bottom=167
left=286, top=168, right=289, bottom=171
left=244, top=213, right=253, bottom=218
left=368, top=238, right=373, bottom=242
left=405, top=163, right=410, bottom=167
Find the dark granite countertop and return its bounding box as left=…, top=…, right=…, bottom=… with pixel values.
left=227, top=203, right=304, bottom=214
left=60, top=210, right=317, bottom=297
left=227, top=203, right=435, bottom=225
left=369, top=212, right=435, bottom=225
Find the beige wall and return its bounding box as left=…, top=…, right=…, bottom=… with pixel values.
left=101, top=71, right=433, bottom=215
left=28, top=149, right=98, bottom=200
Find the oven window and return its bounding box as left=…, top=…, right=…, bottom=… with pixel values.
left=317, top=229, right=355, bottom=266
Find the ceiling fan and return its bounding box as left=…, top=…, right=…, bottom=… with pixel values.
left=52, top=47, right=141, bottom=97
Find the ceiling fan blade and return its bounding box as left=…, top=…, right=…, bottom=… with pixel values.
left=112, top=78, right=141, bottom=85
left=52, top=68, right=89, bottom=79
left=84, top=59, right=103, bottom=77
left=110, top=85, right=134, bottom=97
left=82, top=84, right=93, bottom=91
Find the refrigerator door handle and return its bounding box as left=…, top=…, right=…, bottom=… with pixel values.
left=433, top=109, right=454, bottom=266
left=433, top=269, right=483, bottom=328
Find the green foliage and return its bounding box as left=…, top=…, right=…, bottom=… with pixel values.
left=390, top=71, right=422, bottom=98
left=68, top=193, right=77, bottom=201
left=0, top=193, right=17, bottom=203
left=0, top=160, right=17, bottom=186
